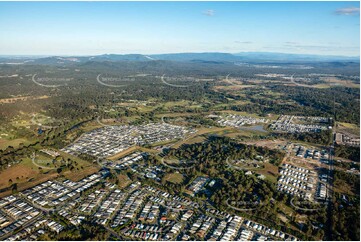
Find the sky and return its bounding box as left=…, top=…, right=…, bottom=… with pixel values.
left=0, top=1, right=359, bottom=56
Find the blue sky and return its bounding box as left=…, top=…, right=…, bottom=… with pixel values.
left=0, top=1, right=359, bottom=56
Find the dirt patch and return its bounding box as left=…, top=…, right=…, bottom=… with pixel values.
left=0, top=167, right=59, bottom=198
left=243, top=139, right=287, bottom=150
left=213, top=84, right=257, bottom=91
left=107, top=146, right=140, bottom=160
left=117, top=174, right=131, bottom=188
left=0, top=164, right=38, bottom=189
left=0, top=95, right=49, bottom=104
left=278, top=213, right=289, bottom=223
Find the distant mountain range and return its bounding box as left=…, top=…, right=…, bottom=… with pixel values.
left=0, top=52, right=359, bottom=65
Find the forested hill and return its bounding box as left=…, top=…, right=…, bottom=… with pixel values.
left=0, top=52, right=359, bottom=66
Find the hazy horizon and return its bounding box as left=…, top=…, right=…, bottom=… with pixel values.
left=0, top=51, right=360, bottom=58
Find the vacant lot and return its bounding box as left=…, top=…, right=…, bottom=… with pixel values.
left=0, top=164, right=38, bottom=189
left=107, top=146, right=142, bottom=160
left=0, top=150, right=100, bottom=197
left=337, top=122, right=360, bottom=136
left=172, top=127, right=233, bottom=149
left=63, top=166, right=98, bottom=182
left=242, top=139, right=288, bottom=150
left=0, top=161, right=61, bottom=198
left=117, top=173, right=132, bottom=188
left=164, top=172, right=184, bottom=184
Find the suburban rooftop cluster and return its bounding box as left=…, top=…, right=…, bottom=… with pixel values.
left=270, top=115, right=330, bottom=133
left=335, top=133, right=360, bottom=147
left=0, top=173, right=299, bottom=241
left=277, top=164, right=318, bottom=200
left=62, top=123, right=195, bottom=158
left=216, top=114, right=269, bottom=128
left=0, top=196, right=64, bottom=240
left=21, top=174, right=102, bottom=207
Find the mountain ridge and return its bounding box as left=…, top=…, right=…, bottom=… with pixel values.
left=0, top=52, right=359, bottom=65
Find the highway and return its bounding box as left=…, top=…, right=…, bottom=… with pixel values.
left=325, top=121, right=336, bottom=240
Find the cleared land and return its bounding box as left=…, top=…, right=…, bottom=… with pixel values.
left=254, top=163, right=279, bottom=183
left=337, top=122, right=360, bottom=136
left=0, top=150, right=99, bottom=198
left=0, top=95, right=49, bottom=104
left=0, top=162, right=60, bottom=198
left=172, top=127, right=233, bottom=149
left=117, top=173, right=132, bottom=188
left=164, top=172, right=184, bottom=184
left=107, top=146, right=158, bottom=161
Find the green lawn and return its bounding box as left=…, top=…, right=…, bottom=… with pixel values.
left=0, top=138, right=33, bottom=150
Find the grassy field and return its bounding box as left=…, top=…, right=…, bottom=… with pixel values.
left=218, top=110, right=279, bottom=121
left=254, top=163, right=279, bottom=183
left=31, top=154, right=56, bottom=169
left=154, top=112, right=203, bottom=119
left=219, top=110, right=262, bottom=118
left=0, top=160, right=60, bottom=198
left=0, top=113, right=38, bottom=150
left=162, top=100, right=193, bottom=108
left=79, top=122, right=103, bottom=132
left=213, top=84, right=257, bottom=91
left=0, top=138, right=33, bottom=150
left=0, top=163, right=39, bottom=189
left=150, top=139, right=179, bottom=148
left=223, top=128, right=269, bottom=140
left=164, top=172, right=184, bottom=184
left=319, top=77, right=360, bottom=89
left=337, top=122, right=360, bottom=136
left=63, top=166, right=99, bottom=182
left=0, top=149, right=99, bottom=197
left=31, top=113, right=59, bottom=126
left=180, top=135, right=206, bottom=146
left=58, top=150, right=100, bottom=181
left=0, top=172, right=60, bottom=198
left=107, top=146, right=141, bottom=161
left=172, top=127, right=233, bottom=149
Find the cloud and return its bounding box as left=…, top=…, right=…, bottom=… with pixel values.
left=334, top=7, right=360, bottom=15
left=284, top=41, right=299, bottom=45
left=234, top=41, right=253, bottom=44
left=202, top=9, right=215, bottom=16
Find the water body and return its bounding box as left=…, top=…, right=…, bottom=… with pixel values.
left=239, top=125, right=268, bottom=133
